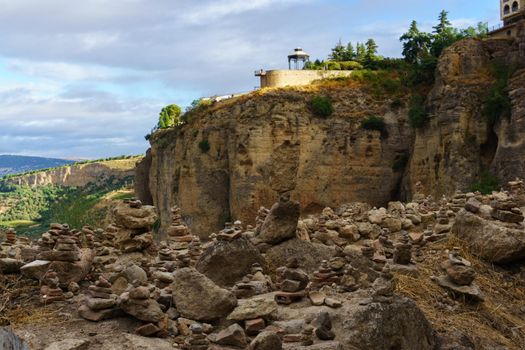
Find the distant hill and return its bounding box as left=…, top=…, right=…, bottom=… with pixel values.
left=0, top=155, right=74, bottom=177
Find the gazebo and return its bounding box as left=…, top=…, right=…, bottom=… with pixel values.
left=288, top=48, right=310, bottom=70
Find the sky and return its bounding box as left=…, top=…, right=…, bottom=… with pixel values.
left=0, top=0, right=500, bottom=159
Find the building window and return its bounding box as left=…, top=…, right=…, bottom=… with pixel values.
left=507, top=30, right=512, bottom=36
left=512, top=1, right=519, bottom=12
left=504, top=4, right=511, bottom=14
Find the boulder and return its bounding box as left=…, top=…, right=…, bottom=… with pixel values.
left=113, top=202, right=157, bottom=230
left=119, top=293, right=164, bottom=323
left=196, top=237, right=266, bottom=287
left=120, top=264, right=148, bottom=284
left=250, top=331, right=282, bottom=350
left=265, top=238, right=335, bottom=275
left=171, top=268, right=237, bottom=321
left=212, top=323, right=248, bottom=348
left=335, top=296, right=436, bottom=350
left=0, top=258, right=23, bottom=274
left=49, top=249, right=94, bottom=287
left=257, top=196, right=300, bottom=245
left=116, top=231, right=153, bottom=253
left=452, top=210, right=525, bottom=263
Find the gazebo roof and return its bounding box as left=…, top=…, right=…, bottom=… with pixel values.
left=288, top=48, right=310, bottom=60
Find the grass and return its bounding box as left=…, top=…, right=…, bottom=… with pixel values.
left=395, top=236, right=525, bottom=349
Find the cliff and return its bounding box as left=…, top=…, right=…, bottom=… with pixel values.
left=6, top=158, right=140, bottom=188
left=407, top=37, right=525, bottom=197
left=138, top=37, right=525, bottom=238
left=140, top=84, right=413, bottom=238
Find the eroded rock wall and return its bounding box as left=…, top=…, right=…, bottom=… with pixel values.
left=406, top=38, right=525, bottom=198
left=148, top=89, right=412, bottom=237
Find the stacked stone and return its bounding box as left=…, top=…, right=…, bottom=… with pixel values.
left=188, top=238, right=203, bottom=265
left=232, top=263, right=272, bottom=299
left=185, top=324, right=210, bottom=350
left=40, top=270, right=64, bottom=304
left=393, top=233, right=412, bottom=265
left=81, top=226, right=95, bottom=249
left=217, top=222, right=243, bottom=241
left=39, top=224, right=81, bottom=263
left=361, top=243, right=375, bottom=260
left=156, top=243, right=176, bottom=272
left=167, top=207, right=193, bottom=247
left=432, top=208, right=452, bottom=237
left=435, top=251, right=482, bottom=301
left=274, top=258, right=309, bottom=305
left=2, top=228, right=16, bottom=247
left=310, top=259, right=343, bottom=289
left=78, top=276, right=118, bottom=321
left=372, top=229, right=393, bottom=262
left=449, top=191, right=466, bottom=213
left=490, top=195, right=524, bottom=224
left=254, top=206, right=270, bottom=233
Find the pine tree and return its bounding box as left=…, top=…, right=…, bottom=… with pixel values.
left=329, top=40, right=346, bottom=61
left=433, top=10, right=452, bottom=35
left=430, top=10, right=459, bottom=58
left=365, top=39, right=378, bottom=61
left=342, top=42, right=355, bottom=61
left=399, top=20, right=431, bottom=63
left=355, top=42, right=366, bottom=62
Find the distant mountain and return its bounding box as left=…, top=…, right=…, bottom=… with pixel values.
left=0, top=155, right=75, bottom=177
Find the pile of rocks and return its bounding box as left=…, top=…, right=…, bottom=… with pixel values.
left=274, top=258, right=309, bottom=305
left=39, top=224, right=81, bottom=263
left=167, top=207, right=193, bottom=245
left=490, top=193, right=524, bottom=224
left=435, top=251, right=483, bottom=301
left=40, top=270, right=65, bottom=304
left=78, top=276, right=120, bottom=321
left=112, top=200, right=156, bottom=253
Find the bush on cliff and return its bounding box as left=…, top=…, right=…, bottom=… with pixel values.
left=199, top=139, right=211, bottom=153
left=483, top=64, right=512, bottom=125
left=158, top=104, right=182, bottom=129
left=470, top=171, right=499, bottom=195
left=310, top=96, right=333, bottom=118
left=408, top=94, right=427, bottom=128
left=361, top=116, right=388, bottom=138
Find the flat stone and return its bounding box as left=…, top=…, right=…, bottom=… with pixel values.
left=86, top=297, right=115, bottom=310
left=324, top=297, right=342, bottom=308
left=135, top=323, right=160, bottom=337
left=78, top=305, right=121, bottom=322
left=435, top=276, right=484, bottom=302
left=245, top=318, right=266, bottom=336
left=212, top=323, right=248, bottom=348
left=228, top=297, right=278, bottom=321
left=21, top=260, right=51, bottom=280
left=281, top=279, right=302, bottom=293
left=308, top=291, right=325, bottom=306
left=43, top=338, right=90, bottom=350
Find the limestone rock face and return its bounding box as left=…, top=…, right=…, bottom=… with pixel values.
left=336, top=296, right=436, bottom=350
left=144, top=87, right=413, bottom=237
left=406, top=38, right=525, bottom=198
left=171, top=268, right=237, bottom=321
left=196, top=237, right=266, bottom=287
left=452, top=209, right=525, bottom=263
left=258, top=196, right=300, bottom=245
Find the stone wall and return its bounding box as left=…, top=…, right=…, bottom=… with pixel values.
left=258, top=70, right=353, bottom=88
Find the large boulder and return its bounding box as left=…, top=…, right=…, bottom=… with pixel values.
left=171, top=268, right=237, bottom=321
left=452, top=209, right=525, bottom=263
left=257, top=195, right=300, bottom=245
left=335, top=296, right=436, bottom=350
left=196, top=237, right=266, bottom=286
left=265, top=238, right=335, bottom=274
left=113, top=202, right=157, bottom=230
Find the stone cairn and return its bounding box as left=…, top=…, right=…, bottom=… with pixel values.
left=38, top=224, right=80, bottom=263
left=78, top=276, right=119, bottom=321
left=448, top=191, right=466, bottom=213
left=167, top=207, right=193, bottom=245
left=490, top=193, right=524, bottom=224
left=185, top=323, right=210, bottom=350
left=310, top=258, right=344, bottom=289
left=2, top=228, right=17, bottom=247
left=275, top=258, right=309, bottom=305
left=435, top=250, right=482, bottom=301
left=393, top=233, right=412, bottom=265
left=372, top=229, right=394, bottom=263
left=40, top=270, right=64, bottom=304
left=156, top=243, right=176, bottom=272
left=431, top=208, right=451, bottom=240
left=232, top=262, right=272, bottom=299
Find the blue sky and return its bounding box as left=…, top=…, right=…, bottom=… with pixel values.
left=0, top=0, right=500, bottom=158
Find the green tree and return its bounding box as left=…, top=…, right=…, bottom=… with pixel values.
left=365, top=39, right=378, bottom=61
left=355, top=42, right=366, bottom=62
left=158, top=104, right=182, bottom=129
left=400, top=20, right=431, bottom=63
left=430, top=10, right=458, bottom=57
left=329, top=40, right=346, bottom=61
left=342, top=42, right=355, bottom=61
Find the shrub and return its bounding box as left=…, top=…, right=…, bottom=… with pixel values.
left=470, top=171, right=499, bottom=194
left=339, top=61, right=363, bottom=70
left=326, top=61, right=341, bottom=70
left=408, top=94, right=427, bottom=128
left=361, top=116, right=388, bottom=138
left=310, top=96, right=333, bottom=118
left=390, top=98, right=404, bottom=109
left=198, top=139, right=210, bottom=153
left=482, top=64, right=512, bottom=125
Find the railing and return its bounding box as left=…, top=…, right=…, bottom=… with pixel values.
left=488, top=23, right=504, bottom=33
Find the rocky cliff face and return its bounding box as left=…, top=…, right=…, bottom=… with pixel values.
left=6, top=158, right=139, bottom=188
left=141, top=88, right=413, bottom=237
left=407, top=38, right=525, bottom=198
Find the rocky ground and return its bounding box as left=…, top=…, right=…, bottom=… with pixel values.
left=1, top=181, right=525, bottom=350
